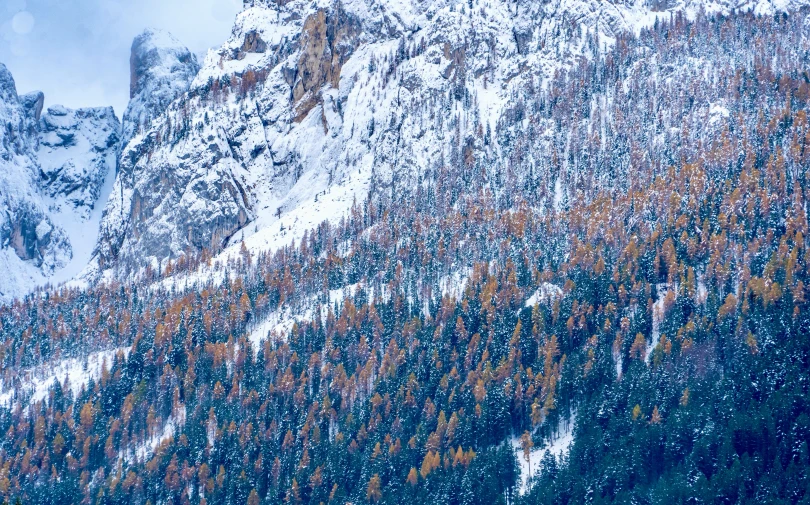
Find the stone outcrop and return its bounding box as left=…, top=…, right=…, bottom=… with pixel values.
left=0, top=65, right=70, bottom=293
left=37, top=105, right=120, bottom=215
left=290, top=6, right=360, bottom=121
left=123, top=29, right=200, bottom=145
left=238, top=31, right=268, bottom=59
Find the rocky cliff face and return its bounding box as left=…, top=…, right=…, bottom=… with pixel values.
left=0, top=64, right=120, bottom=302
left=289, top=5, right=362, bottom=121
left=38, top=105, right=120, bottom=217
left=123, top=29, right=201, bottom=146
left=94, top=30, right=209, bottom=272
left=0, top=64, right=70, bottom=301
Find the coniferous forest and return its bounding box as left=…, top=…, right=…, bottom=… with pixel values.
left=2, top=7, right=810, bottom=505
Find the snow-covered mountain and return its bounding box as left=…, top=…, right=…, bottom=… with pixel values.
left=0, top=64, right=120, bottom=303
left=3, top=0, right=810, bottom=299
left=0, top=29, right=193, bottom=302
left=123, top=28, right=201, bottom=147
left=90, top=0, right=810, bottom=281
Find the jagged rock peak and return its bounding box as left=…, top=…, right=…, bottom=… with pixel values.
left=129, top=28, right=199, bottom=98
left=0, top=63, right=17, bottom=103
left=20, top=91, right=45, bottom=124
left=0, top=63, right=37, bottom=164
left=123, top=28, right=200, bottom=144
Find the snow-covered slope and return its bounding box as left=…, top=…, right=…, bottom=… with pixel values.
left=0, top=65, right=120, bottom=302
left=4, top=0, right=810, bottom=297
left=0, top=65, right=71, bottom=302
left=0, top=347, right=129, bottom=408
left=91, top=0, right=810, bottom=282
left=38, top=105, right=120, bottom=216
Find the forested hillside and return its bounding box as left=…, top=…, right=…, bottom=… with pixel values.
left=1, top=8, right=810, bottom=505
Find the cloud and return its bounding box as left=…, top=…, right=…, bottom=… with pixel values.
left=0, top=0, right=241, bottom=116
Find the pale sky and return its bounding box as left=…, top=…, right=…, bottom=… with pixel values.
left=0, top=0, right=242, bottom=117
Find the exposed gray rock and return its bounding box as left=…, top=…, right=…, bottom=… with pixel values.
left=20, top=91, right=44, bottom=124
left=38, top=105, right=120, bottom=215
left=123, top=28, right=201, bottom=146
left=0, top=64, right=121, bottom=302
left=0, top=64, right=71, bottom=298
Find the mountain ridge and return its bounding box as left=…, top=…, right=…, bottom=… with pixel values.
left=3, top=0, right=810, bottom=301
left=90, top=0, right=810, bottom=286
